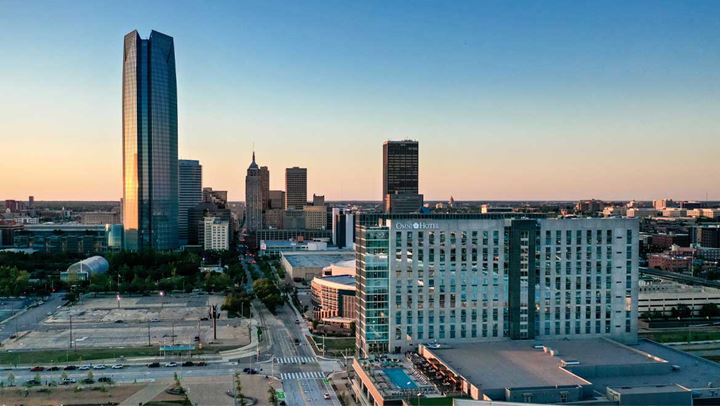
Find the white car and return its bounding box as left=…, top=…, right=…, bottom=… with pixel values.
left=324, top=393, right=331, bottom=400
left=163, top=362, right=178, bottom=367
left=93, top=364, right=106, bottom=370
left=78, top=365, right=91, bottom=370
left=111, top=364, right=124, bottom=369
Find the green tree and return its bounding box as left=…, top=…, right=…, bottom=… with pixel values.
left=700, top=303, right=720, bottom=318
left=7, top=372, right=15, bottom=387
left=0, top=266, right=30, bottom=296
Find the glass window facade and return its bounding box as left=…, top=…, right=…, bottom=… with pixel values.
left=123, top=30, right=178, bottom=250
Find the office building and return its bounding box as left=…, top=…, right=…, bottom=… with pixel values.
left=383, top=140, right=423, bottom=213
left=304, top=205, right=327, bottom=230
left=692, top=224, right=720, bottom=248
left=264, top=209, right=284, bottom=229
left=245, top=152, right=263, bottom=231
left=178, top=159, right=202, bottom=245
left=283, top=209, right=305, bottom=230
left=203, top=217, right=230, bottom=251
left=285, top=167, right=307, bottom=210
left=203, top=187, right=228, bottom=208
left=268, top=190, right=285, bottom=210
left=260, top=166, right=270, bottom=209
left=639, top=277, right=720, bottom=317
left=122, top=30, right=179, bottom=251
left=332, top=208, right=355, bottom=249
left=355, top=214, right=638, bottom=356
left=188, top=202, right=231, bottom=246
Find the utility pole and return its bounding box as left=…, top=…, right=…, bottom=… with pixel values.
left=69, top=315, right=73, bottom=351
left=172, top=321, right=176, bottom=346
left=147, top=319, right=151, bottom=347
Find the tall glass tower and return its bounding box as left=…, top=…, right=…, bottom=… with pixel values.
left=122, top=30, right=179, bottom=251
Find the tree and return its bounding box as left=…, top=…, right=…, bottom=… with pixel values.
left=87, top=371, right=94, bottom=382
left=7, top=372, right=15, bottom=387
left=268, top=385, right=279, bottom=406
left=700, top=303, right=720, bottom=318
left=0, top=266, right=30, bottom=296
left=234, top=372, right=247, bottom=406
left=61, top=371, right=68, bottom=381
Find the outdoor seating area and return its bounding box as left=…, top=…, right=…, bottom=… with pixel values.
left=409, top=352, right=463, bottom=396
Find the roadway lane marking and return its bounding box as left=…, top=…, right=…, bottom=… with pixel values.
left=280, top=371, right=324, bottom=380
left=274, top=356, right=316, bottom=364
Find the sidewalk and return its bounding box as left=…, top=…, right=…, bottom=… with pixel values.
left=118, top=381, right=171, bottom=406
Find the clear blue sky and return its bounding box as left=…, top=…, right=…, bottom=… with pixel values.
left=1, top=1, right=718, bottom=201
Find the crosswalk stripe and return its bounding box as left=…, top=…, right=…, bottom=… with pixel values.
left=280, top=370, right=325, bottom=380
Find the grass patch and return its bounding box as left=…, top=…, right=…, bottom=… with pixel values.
left=0, top=344, right=237, bottom=366
left=640, top=330, right=720, bottom=343
left=311, top=336, right=355, bottom=352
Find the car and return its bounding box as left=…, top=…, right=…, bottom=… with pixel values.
left=324, top=393, right=331, bottom=400
left=48, top=366, right=60, bottom=371
left=60, top=378, right=77, bottom=385
left=163, top=362, right=178, bottom=367
left=30, top=366, right=45, bottom=372
left=81, top=378, right=95, bottom=384
left=25, top=378, right=41, bottom=386
left=98, top=377, right=113, bottom=383
left=111, top=364, right=124, bottom=369
left=147, top=362, right=161, bottom=368
left=150, top=318, right=160, bottom=323
left=182, top=361, right=195, bottom=367
left=242, top=367, right=251, bottom=373
left=114, top=320, right=124, bottom=323
left=78, top=365, right=91, bottom=370
left=295, top=319, right=300, bottom=324
left=200, top=316, right=209, bottom=321
left=294, top=338, right=300, bottom=344
left=195, top=361, right=207, bottom=367
left=64, top=365, right=77, bottom=371
left=93, top=364, right=106, bottom=370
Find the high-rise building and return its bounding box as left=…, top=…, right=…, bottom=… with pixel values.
left=285, top=167, right=307, bottom=210
left=268, top=190, right=285, bottom=210
left=260, top=166, right=270, bottom=210
left=202, top=187, right=228, bottom=208
left=203, top=217, right=230, bottom=251
left=178, top=160, right=202, bottom=246
left=332, top=208, right=355, bottom=249
left=383, top=140, right=423, bottom=213
left=355, top=213, right=638, bottom=356
left=122, top=30, right=179, bottom=251
left=245, top=152, right=263, bottom=231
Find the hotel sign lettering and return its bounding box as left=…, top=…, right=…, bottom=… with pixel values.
left=394, top=222, right=439, bottom=230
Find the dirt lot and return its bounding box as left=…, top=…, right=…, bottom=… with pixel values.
left=2, top=293, right=250, bottom=351
left=184, top=374, right=281, bottom=406
left=0, top=383, right=144, bottom=406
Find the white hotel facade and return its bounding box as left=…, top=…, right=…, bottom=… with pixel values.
left=355, top=214, right=639, bottom=356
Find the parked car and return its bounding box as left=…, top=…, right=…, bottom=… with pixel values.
left=147, top=362, right=161, bottom=368
left=64, top=365, right=78, bottom=370
left=163, top=361, right=178, bottom=367
left=25, top=378, right=41, bottom=386
left=81, top=378, right=95, bottom=384
left=48, top=366, right=60, bottom=371
left=93, top=364, right=106, bottom=370
left=195, top=361, right=207, bottom=367
left=324, top=393, right=331, bottom=400
left=98, top=377, right=113, bottom=383
left=182, top=361, right=194, bottom=367
left=30, top=366, right=45, bottom=372
left=79, top=365, right=91, bottom=370
left=60, top=378, right=77, bottom=385
left=111, top=364, right=124, bottom=369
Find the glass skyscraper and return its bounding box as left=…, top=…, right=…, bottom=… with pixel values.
left=122, top=30, right=179, bottom=251
left=178, top=159, right=202, bottom=246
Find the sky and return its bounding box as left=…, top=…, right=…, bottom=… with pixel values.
left=1, top=0, right=719, bottom=202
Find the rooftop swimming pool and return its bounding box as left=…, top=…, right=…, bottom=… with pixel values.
left=383, top=368, right=418, bottom=389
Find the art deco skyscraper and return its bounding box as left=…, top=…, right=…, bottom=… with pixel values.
left=245, top=152, right=263, bottom=231
left=285, top=167, right=307, bottom=210
left=122, top=30, right=179, bottom=251
left=178, top=160, right=202, bottom=246
left=383, top=140, right=423, bottom=213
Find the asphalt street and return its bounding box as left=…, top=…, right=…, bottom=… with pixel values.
left=0, top=292, right=65, bottom=342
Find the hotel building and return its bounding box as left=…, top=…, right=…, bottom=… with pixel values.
left=355, top=214, right=638, bottom=356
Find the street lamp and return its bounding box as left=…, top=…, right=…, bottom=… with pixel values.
left=160, top=291, right=165, bottom=310
left=116, top=294, right=121, bottom=309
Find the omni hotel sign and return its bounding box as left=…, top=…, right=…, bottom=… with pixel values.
left=393, top=222, right=440, bottom=230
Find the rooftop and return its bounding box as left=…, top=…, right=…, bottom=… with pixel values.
left=282, top=251, right=354, bottom=269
